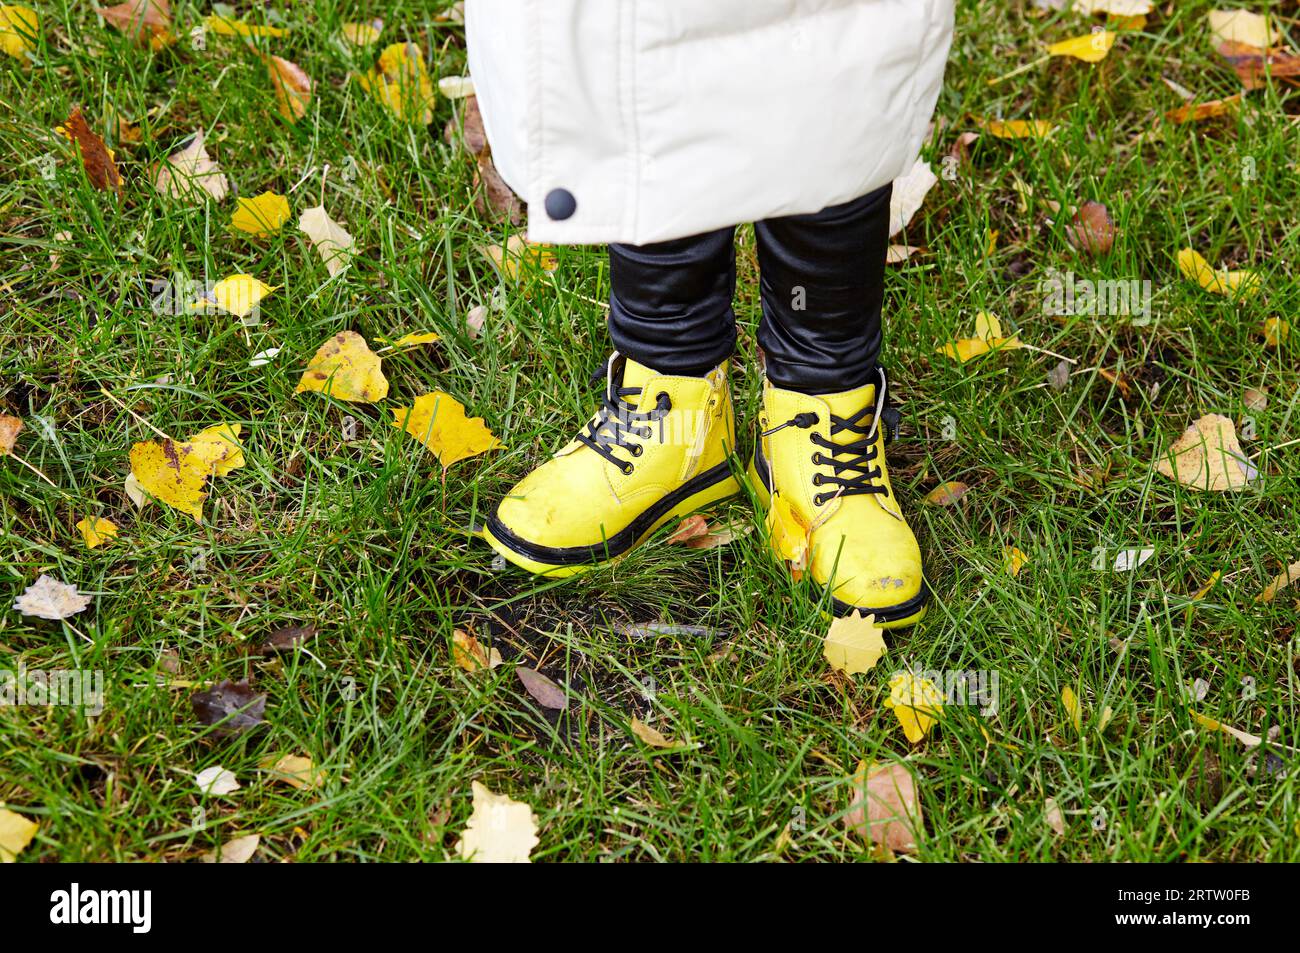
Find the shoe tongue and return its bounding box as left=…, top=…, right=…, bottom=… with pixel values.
left=821, top=383, right=878, bottom=434
left=619, top=357, right=658, bottom=393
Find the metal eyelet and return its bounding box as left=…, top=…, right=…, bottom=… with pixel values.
left=813, top=494, right=826, bottom=506
left=622, top=463, right=635, bottom=476
left=812, top=473, right=823, bottom=485
left=630, top=445, right=643, bottom=457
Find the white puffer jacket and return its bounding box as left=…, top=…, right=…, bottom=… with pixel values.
left=465, top=0, right=955, bottom=246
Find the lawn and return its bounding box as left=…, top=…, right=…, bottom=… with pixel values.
left=2, top=0, right=1299, bottom=862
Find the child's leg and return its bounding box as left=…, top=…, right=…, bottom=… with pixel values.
left=483, top=230, right=741, bottom=576
left=749, top=184, right=928, bottom=627
left=607, top=227, right=738, bottom=376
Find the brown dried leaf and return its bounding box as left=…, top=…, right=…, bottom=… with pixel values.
left=922, top=481, right=969, bottom=506
left=96, top=0, right=171, bottom=46
left=845, top=760, right=923, bottom=853
left=474, top=154, right=524, bottom=225
left=264, top=54, right=312, bottom=122
left=0, top=414, right=21, bottom=455
left=191, top=679, right=266, bottom=736
left=1216, top=41, right=1300, bottom=90
left=630, top=717, right=678, bottom=748
left=665, top=515, right=710, bottom=545
left=258, top=623, right=316, bottom=653
left=1065, top=200, right=1116, bottom=256
left=515, top=667, right=567, bottom=710
left=63, top=106, right=122, bottom=192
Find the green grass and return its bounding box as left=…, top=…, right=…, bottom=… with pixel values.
left=2, top=0, right=1299, bottom=862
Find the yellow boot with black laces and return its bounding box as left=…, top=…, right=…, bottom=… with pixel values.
left=485, top=353, right=740, bottom=576
left=749, top=367, right=928, bottom=627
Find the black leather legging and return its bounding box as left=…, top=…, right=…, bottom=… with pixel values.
left=607, top=183, right=891, bottom=395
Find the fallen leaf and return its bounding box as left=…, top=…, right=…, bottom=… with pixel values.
left=1177, top=247, right=1258, bottom=297
left=665, top=515, right=709, bottom=545
left=885, top=671, right=943, bottom=743
left=981, top=118, right=1055, bottom=139
left=12, top=574, right=91, bottom=620
left=128, top=423, right=245, bottom=521
left=888, top=157, right=938, bottom=237
left=1066, top=200, right=1116, bottom=256
left=381, top=331, right=440, bottom=349
left=1047, top=30, right=1116, bottom=63
left=263, top=753, right=325, bottom=791
left=152, top=130, right=229, bottom=202
left=1062, top=686, right=1082, bottom=731
left=455, top=781, right=539, bottom=863
left=263, top=54, right=312, bottom=122
left=439, top=75, right=474, bottom=99
left=1165, top=94, right=1242, bottom=124
left=1004, top=545, right=1029, bottom=577
left=765, top=491, right=809, bottom=575
left=1111, top=546, right=1154, bottom=571
left=249, top=347, right=280, bottom=368
left=390, top=391, right=503, bottom=467
left=356, top=42, right=436, bottom=123
left=631, top=717, right=678, bottom=748
left=452, top=628, right=502, bottom=673
left=1261, top=317, right=1289, bottom=347
left=202, top=833, right=260, bottom=864
left=515, top=667, right=568, bottom=710
left=62, top=106, right=123, bottom=192
left=198, top=274, right=277, bottom=318
left=465, top=304, right=487, bottom=338
left=483, top=234, right=558, bottom=280
left=230, top=191, right=290, bottom=236
left=1216, top=42, right=1300, bottom=90
left=1156, top=414, right=1256, bottom=492
left=823, top=610, right=886, bottom=675
left=447, top=94, right=488, bottom=155
left=340, top=19, right=382, bottom=48
left=845, top=760, right=922, bottom=853
left=190, top=679, right=266, bottom=736
left=296, top=331, right=389, bottom=403
left=1048, top=359, right=1071, bottom=390
left=0, top=414, right=21, bottom=454
left=1073, top=0, right=1151, bottom=14
left=204, top=14, right=285, bottom=38
left=936, top=311, right=1023, bottom=362
left=1242, top=387, right=1267, bottom=412
left=96, top=0, right=173, bottom=49
left=886, top=244, right=925, bottom=264
left=1207, top=9, right=1273, bottom=50
left=0, top=807, right=39, bottom=862
left=195, top=765, right=240, bottom=796
left=922, top=481, right=969, bottom=506
left=124, top=472, right=150, bottom=509
left=0, top=5, right=39, bottom=61
left=76, top=516, right=118, bottom=549
left=1044, top=796, right=1065, bottom=835
left=1258, top=559, right=1300, bottom=604
left=258, top=623, right=316, bottom=653
left=1191, top=710, right=1262, bottom=747
left=475, top=154, right=525, bottom=225
left=298, top=205, right=355, bottom=277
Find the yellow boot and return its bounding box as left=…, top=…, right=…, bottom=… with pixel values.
left=485, top=353, right=740, bottom=576
left=749, top=367, right=928, bottom=627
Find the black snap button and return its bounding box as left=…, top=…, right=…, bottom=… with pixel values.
left=544, top=188, right=576, bottom=220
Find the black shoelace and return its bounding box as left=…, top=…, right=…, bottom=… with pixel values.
left=761, top=367, right=900, bottom=506
left=575, top=357, right=672, bottom=475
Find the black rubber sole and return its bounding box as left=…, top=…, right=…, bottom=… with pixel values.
left=486, top=459, right=737, bottom=566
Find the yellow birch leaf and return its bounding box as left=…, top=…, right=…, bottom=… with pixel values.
left=390, top=391, right=503, bottom=467
left=198, top=275, right=277, bottom=318
left=765, top=491, right=809, bottom=573
left=77, top=516, right=118, bottom=549
left=1003, top=545, right=1029, bottom=577
left=1047, top=31, right=1116, bottom=63
left=937, top=311, right=1023, bottom=362
left=1062, top=686, right=1082, bottom=731
left=982, top=119, right=1055, bottom=139
left=0, top=414, right=21, bottom=455
left=263, top=54, right=312, bottom=122
left=1258, top=559, right=1300, bottom=604
left=296, top=331, right=389, bottom=403
left=0, top=807, right=39, bottom=862
left=452, top=628, right=502, bottom=672
left=483, top=234, right=559, bottom=280
left=1262, top=317, right=1288, bottom=347
left=262, top=753, right=325, bottom=791
left=1207, top=10, right=1274, bottom=50
left=204, top=14, right=286, bottom=38
left=230, top=191, right=290, bottom=236
left=1191, top=710, right=1263, bottom=747
left=186, top=423, right=246, bottom=476
left=885, top=671, right=943, bottom=743
left=823, top=610, right=886, bottom=675
left=298, top=205, right=355, bottom=277
left=356, top=42, right=436, bottom=123
left=128, top=423, right=245, bottom=522
left=340, top=19, right=382, bottom=48
left=456, top=781, right=539, bottom=863
left=1155, top=414, right=1256, bottom=492
left=1177, top=247, right=1258, bottom=297
left=630, top=717, right=678, bottom=748
left=382, top=331, right=441, bottom=349
left=0, top=5, right=39, bottom=60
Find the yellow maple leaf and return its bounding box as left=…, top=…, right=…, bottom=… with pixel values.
left=128, top=423, right=245, bottom=522
left=765, top=491, right=809, bottom=573
left=0, top=4, right=39, bottom=60
left=1047, top=30, right=1116, bottom=63
left=456, top=781, right=539, bottom=863
left=295, top=331, right=389, bottom=403
left=197, top=275, right=278, bottom=318
left=230, top=191, right=290, bottom=236
left=204, top=14, right=286, bottom=38
left=0, top=807, right=39, bottom=862
left=391, top=391, right=503, bottom=467
left=77, top=516, right=119, bottom=549
left=823, top=610, right=886, bottom=675
left=982, top=119, right=1055, bottom=139
left=1177, top=248, right=1259, bottom=297
left=885, top=671, right=943, bottom=744
left=356, top=42, right=436, bottom=123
